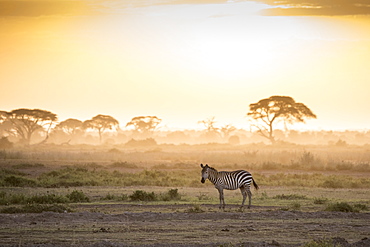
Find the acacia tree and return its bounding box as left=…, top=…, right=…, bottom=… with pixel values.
left=126, top=116, right=162, bottom=136
left=83, top=115, right=119, bottom=144
left=55, top=118, right=83, bottom=135
left=247, top=96, right=316, bottom=144
left=54, top=118, right=83, bottom=143
left=4, top=108, right=57, bottom=145
left=198, top=117, right=218, bottom=133
left=220, top=124, right=236, bottom=140
left=198, top=117, right=221, bottom=142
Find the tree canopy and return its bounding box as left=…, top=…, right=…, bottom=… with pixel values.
left=247, top=96, right=316, bottom=143
left=83, top=115, right=119, bottom=143
left=126, top=116, right=162, bottom=136
left=55, top=118, right=83, bottom=135
left=4, top=108, right=57, bottom=145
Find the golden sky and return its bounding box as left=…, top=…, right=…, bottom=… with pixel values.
left=1, top=0, right=370, bottom=131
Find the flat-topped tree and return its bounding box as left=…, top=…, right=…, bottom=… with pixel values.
left=5, top=108, right=57, bottom=145
left=247, top=96, right=316, bottom=144
left=126, top=116, right=161, bottom=137
left=83, top=115, right=119, bottom=144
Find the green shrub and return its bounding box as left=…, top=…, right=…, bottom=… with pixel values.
left=325, top=202, right=358, bottom=213
left=3, top=176, right=37, bottom=187
left=66, top=190, right=90, bottom=202
left=160, top=188, right=181, bottom=201
left=129, top=190, right=157, bottom=201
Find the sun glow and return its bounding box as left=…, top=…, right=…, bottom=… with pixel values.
left=1, top=1, right=370, bottom=131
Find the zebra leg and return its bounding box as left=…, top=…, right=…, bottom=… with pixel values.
left=218, top=188, right=225, bottom=210
left=240, top=186, right=247, bottom=210
left=246, top=186, right=252, bottom=209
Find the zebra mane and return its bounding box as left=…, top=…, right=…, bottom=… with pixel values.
left=207, top=166, right=218, bottom=172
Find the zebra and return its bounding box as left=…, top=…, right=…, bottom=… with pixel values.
left=200, top=164, right=259, bottom=210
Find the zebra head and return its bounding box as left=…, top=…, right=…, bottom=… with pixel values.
left=200, top=163, right=209, bottom=183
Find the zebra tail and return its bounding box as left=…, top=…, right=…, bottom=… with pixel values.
left=252, top=178, right=259, bottom=190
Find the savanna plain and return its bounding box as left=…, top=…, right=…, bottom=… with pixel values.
left=0, top=143, right=369, bottom=247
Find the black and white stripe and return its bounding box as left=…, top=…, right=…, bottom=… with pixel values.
left=200, top=164, right=259, bottom=210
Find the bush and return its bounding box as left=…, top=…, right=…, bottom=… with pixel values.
left=129, top=190, right=157, bottom=201
left=160, top=189, right=181, bottom=201
left=3, top=176, right=37, bottom=187
left=66, top=190, right=90, bottom=202
left=325, top=202, right=359, bottom=213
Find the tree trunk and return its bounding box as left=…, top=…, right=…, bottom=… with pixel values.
left=268, top=123, right=275, bottom=144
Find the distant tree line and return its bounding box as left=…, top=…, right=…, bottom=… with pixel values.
left=0, top=95, right=317, bottom=145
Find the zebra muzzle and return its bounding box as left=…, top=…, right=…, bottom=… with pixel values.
left=201, top=178, right=205, bottom=183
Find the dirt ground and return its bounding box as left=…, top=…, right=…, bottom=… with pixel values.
left=0, top=204, right=369, bottom=247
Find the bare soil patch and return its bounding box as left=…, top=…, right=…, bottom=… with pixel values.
left=1, top=204, right=369, bottom=247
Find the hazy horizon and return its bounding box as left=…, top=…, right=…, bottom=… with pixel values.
left=1, top=0, right=370, bottom=131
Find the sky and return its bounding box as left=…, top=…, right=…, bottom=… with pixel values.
left=1, top=0, right=370, bottom=131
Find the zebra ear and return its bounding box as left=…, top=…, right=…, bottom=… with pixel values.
left=200, top=164, right=204, bottom=168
